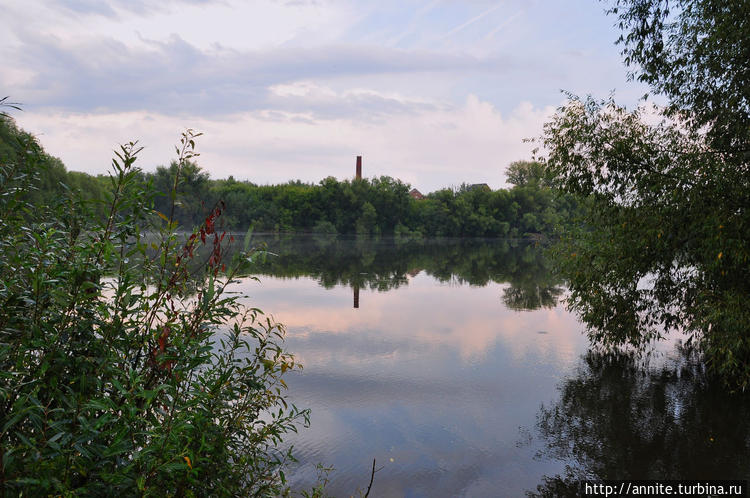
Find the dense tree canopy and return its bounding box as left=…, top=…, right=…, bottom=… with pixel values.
left=161, top=174, right=576, bottom=238
left=544, top=0, right=750, bottom=388
left=505, top=160, right=550, bottom=187
left=0, top=117, right=578, bottom=239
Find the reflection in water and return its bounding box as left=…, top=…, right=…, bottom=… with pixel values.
left=503, top=284, right=565, bottom=312
left=529, top=346, right=750, bottom=497
left=243, top=235, right=564, bottom=312
left=235, top=238, right=586, bottom=496
left=224, top=235, right=750, bottom=496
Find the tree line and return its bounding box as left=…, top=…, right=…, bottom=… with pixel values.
left=184, top=169, right=577, bottom=237
left=0, top=117, right=578, bottom=238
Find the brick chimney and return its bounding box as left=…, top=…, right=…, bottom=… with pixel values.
left=356, top=155, right=362, bottom=180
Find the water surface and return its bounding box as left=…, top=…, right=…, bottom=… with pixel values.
left=233, top=235, right=750, bottom=497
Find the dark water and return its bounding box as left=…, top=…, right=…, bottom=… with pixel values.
left=232, top=235, right=750, bottom=497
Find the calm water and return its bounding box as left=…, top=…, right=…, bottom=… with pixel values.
left=232, top=235, right=750, bottom=497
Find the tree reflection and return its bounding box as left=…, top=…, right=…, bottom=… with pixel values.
left=528, top=346, right=750, bottom=497
left=503, top=283, right=564, bottom=311
left=234, top=235, right=564, bottom=311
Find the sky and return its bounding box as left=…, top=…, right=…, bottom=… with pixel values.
left=1, top=0, right=649, bottom=192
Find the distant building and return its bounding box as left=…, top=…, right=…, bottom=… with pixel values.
left=409, top=188, right=425, bottom=200
left=467, top=183, right=491, bottom=192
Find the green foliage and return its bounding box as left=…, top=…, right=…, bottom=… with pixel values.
left=505, top=160, right=549, bottom=187
left=151, top=159, right=212, bottom=230
left=4, top=114, right=577, bottom=238
left=608, top=0, right=750, bottom=150
left=110, top=164, right=577, bottom=238
left=529, top=346, right=750, bottom=496
left=393, top=222, right=422, bottom=241
left=0, top=117, right=110, bottom=221
left=355, top=201, right=378, bottom=236
left=0, top=96, right=21, bottom=118
left=544, top=0, right=750, bottom=388
left=211, top=173, right=574, bottom=238
left=0, top=123, right=307, bottom=495
left=312, top=219, right=337, bottom=235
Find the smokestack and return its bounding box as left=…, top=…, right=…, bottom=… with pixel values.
left=356, top=155, right=362, bottom=180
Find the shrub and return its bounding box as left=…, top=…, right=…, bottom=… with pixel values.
left=0, top=125, right=308, bottom=496
left=311, top=219, right=337, bottom=235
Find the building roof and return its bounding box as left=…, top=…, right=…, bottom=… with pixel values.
left=409, top=188, right=425, bottom=200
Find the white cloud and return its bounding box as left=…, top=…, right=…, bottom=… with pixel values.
left=15, top=94, right=553, bottom=192
left=4, top=22, right=514, bottom=117
left=2, top=0, right=651, bottom=193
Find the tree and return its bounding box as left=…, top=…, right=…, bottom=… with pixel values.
left=543, top=0, right=750, bottom=388
left=150, top=159, right=213, bottom=228
left=0, top=123, right=307, bottom=494
left=355, top=201, right=378, bottom=236
left=505, top=160, right=549, bottom=187
left=609, top=0, right=750, bottom=151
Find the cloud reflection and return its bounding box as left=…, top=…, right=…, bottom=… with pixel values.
left=239, top=274, right=585, bottom=366
left=232, top=263, right=587, bottom=496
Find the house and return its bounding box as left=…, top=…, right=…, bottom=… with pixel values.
left=409, top=188, right=425, bottom=200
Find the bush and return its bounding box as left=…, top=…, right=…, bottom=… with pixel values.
left=311, top=219, right=337, bottom=235
left=393, top=222, right=422, bottom=241
left=0, top=125, right=308, bottom=495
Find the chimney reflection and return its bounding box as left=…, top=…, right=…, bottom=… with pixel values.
left=353, top=285, right=360, bottom=309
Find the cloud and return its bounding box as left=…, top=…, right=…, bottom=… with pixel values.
left=4, top=27, right=516, bottom=116
left=267, top=81, right=442, bottom=121
left=14, top=93, right=553, bottom=192
left=2, top=0, right=653, bottom=196
left=51, top=0, right=223, bottom=19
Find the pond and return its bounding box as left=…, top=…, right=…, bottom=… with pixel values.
left=232, top=235, right=750, bottom=497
